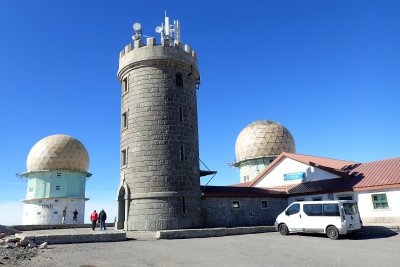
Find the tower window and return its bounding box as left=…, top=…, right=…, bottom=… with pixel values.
left=54, top=211, right=58, bottom=214
left=121, top=149, right=127, bottom=166
left=57, top=173, right=61, bottom=177
left=179, top=107, right=183, bottom=122
left=232, top=201, right=240, bottom=209
left=179, top=145, right=184, bottom=161
left=123, top=77, right=128, bottom=93
left=122, top=112, right=128, bottom=129
left=56, top=186, right=61, bottom=190
left=176, top=73, right=183, bottom=87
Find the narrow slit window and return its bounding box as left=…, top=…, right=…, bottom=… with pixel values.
left=180, top=145, right=184, bottom=161
left=121, top=149, right=127, bottom=166
left=55, top=186, right=61, bottom=190
left=179, top=107, right=183, bottom=122
left=122, top=112, right=128, bottom=129
left=56, top=173, right=61, bottom=177
left=176, top=73, right=183, bottom=87
left=123, top=77, right=128, bottom=93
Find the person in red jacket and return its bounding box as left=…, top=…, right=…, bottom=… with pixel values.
left=91, top=210, right=98, bottom=231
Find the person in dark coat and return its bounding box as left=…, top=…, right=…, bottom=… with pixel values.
left=98, top=209, right=107, bottom=230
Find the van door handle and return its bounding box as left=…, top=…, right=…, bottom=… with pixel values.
left=299, top=214, right=301, bottom=219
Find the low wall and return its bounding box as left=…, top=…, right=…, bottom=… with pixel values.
left=157, top=226, right=276, bottom=239
left=12, top=223, right=114, bottom=231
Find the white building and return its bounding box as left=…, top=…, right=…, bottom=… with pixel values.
left=21, top=134, right=91, bottom=225
left=245, top=152, right=400, bottom=224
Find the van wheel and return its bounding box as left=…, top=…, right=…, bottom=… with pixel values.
left=326, top=226, right=339, bottom=240
left=279, top=224, right=289, bottom=235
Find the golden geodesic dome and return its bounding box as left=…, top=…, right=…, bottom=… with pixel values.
left=235, top=120, right=295, bottom=162
left=26, top=134, right=89, bottom=172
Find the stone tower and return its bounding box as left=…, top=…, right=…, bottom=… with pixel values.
left=116, top=16, right=203, bottom=231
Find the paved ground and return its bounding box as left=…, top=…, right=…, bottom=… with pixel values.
left=17, top=227, right=400, bottom=267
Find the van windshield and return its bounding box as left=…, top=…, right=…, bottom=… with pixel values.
left=343, top=203, right=358, bottom=215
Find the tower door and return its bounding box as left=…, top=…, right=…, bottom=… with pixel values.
left=117, top=186, right=126, bottom=230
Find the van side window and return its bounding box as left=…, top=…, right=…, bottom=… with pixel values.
left=286, top=203, right=300, bottom=215
left=304, top=204, right=323, bottom=216
left=323, top=204, right=340, bottom=216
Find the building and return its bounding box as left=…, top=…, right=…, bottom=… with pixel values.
left=233, top=120, right=296, bottom=183
left=116, top=16, right=203, bottom=231
left=245, top=152, right=400, bottom=224
left=22, top=134, right=91, bottom=225
left=114, top=16, right=400, bottom=231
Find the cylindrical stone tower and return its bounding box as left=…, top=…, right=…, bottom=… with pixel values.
left=116, top=18, right=202, bottom=230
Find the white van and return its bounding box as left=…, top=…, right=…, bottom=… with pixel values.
left=274, top=200, right=363, bottom=239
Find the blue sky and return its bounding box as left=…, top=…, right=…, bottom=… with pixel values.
left=0, top=0, right=399, bottom=225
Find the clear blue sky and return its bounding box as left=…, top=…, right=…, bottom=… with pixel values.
left=1, top=0, right=399, bottom=225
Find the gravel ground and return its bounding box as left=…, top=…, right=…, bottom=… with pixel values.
left=0, top=246, right=37, bottom=266
left=16, top=228, right=400, bottom=267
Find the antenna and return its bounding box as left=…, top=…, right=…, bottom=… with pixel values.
left=132, top=22, right=142, bottom=41
left=155, top=12, right=180, bottom=45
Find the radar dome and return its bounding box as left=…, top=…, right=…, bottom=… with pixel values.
left=235, top=120, right=295, bottom=162
left=27, top=134, right=89, bottom=172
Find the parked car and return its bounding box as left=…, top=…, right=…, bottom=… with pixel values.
left=274, top=200, right=363, bottom=239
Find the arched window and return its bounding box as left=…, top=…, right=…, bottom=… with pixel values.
left=176, top=73, right=183, bottom=87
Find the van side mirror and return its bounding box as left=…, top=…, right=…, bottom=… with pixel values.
left=285, top=210, right=289, bottom=216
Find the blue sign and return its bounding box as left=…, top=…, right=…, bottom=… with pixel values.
left=283, top=172, right=305, bottom=181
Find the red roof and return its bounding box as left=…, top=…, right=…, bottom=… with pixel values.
left=345, top=157, right=400, bottom=189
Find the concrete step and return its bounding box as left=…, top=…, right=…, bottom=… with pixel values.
left=15, top=228, right=126, bottom=245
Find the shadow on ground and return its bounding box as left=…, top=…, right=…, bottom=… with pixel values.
left=292, top=226, right=398, bottom=240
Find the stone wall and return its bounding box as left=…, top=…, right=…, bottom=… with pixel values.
left=202, top=197, right=288, bottom=227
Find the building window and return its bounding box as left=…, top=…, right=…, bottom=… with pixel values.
left=123, top=77, right=128, bottom=93
left=121, top=149, right=127, bottom=166
left=56, top=186, right=61, bottom=190
left=179, top=107, right=183, bottom=122
left=54, top=211, right=58, bottom=214
left=338, top=195, right=353, bottom=200
left=37, top=212, right=41, bottom=215
left=312, top=197, right=322, bottom=201
left=261, top=200, right=268, bottom=209
left=122, top=112, right=128, bottom=129
left=180, top=145, right=184, bottom=161
left=55, top=199, right=59, bottom=202
left=232, top=201, right=240, bottom=209
left=176, top=73, right=183, bottom=87
left=295, top=198, right=305, bottom=202
left=28, top=187, right=33, bottom=192
left=372, top=193, right=389, bottom=209
left=56, top=173, right=61, bottom=177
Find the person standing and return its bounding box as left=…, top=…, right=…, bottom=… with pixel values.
left=98, top=209, right=107, bottom=230
left=72, top=209, right=78, bottom=224
left=91, top=210, right=98, bottom=231
left=62, top=207, right=67, bottom=224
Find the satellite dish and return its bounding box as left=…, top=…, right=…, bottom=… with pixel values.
left=133, top=23, right=142, bottom=32
left=155, top=26, right=163, bottom=33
